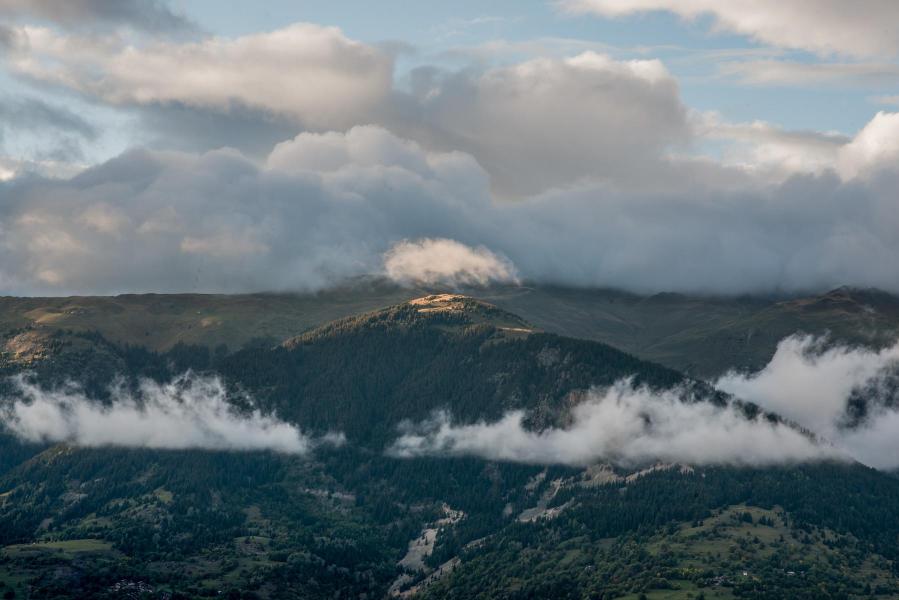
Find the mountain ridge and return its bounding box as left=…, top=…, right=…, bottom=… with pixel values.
left=4, top=284, right=899, bottom=379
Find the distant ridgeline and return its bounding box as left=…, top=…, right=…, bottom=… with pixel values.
left=0, top=293, right=898, bottom=598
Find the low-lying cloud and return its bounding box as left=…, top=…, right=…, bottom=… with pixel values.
left=391, top=337, right=899, bottom=470
left=717, top=335, right=899, bottom=469
left=388, top=381, right=834, bottom=467
left=1, top=373, right=322, bottom=454
left=384, top=238, right=519, bottom=288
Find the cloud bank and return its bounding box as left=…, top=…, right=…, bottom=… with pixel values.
left=3, top=22, right=899, bottom=296
left=1, top=373, right=316, bottom=454
left=717, top=336, right=899, bottom=469
left=388, top=381, right=833, bottom=467
left=3, top=119, right=899, bottom=296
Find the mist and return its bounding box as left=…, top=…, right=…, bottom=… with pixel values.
left=387, top=380, right=835, bottom=467
left=0, top=373, right=323, bottom=454
left=717, top=336, right=899, bottom=469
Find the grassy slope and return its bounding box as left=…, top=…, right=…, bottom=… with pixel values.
left=0, top=283, right=415, bottom=354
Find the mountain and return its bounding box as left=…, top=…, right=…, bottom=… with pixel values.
left=478, top=285, right=899, bottom=377
left=5, top=284, right=899, bottom=380
left=220, top=293, right=691, bottom=443
left=1, top=295, right=899, bottom=598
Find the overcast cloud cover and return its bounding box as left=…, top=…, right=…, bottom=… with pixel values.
left=1, top=3, right=899, bottom=295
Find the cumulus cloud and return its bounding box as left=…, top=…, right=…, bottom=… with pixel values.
left=0, top=373, right=319, bottom=453
left=3, top=119, right=899, bottom=296
left=837, top=112, right=899, bottom=179
left=390, top=51, right=690, bottom=196
left=384, top=238, right=519, bottom=288
left=699, top=109, right=899, bottom=183
left=4, top=23, right=393, bottom=131
left=0, top=127, right=496, bottom=294
left=562, top=0, right=899, bottom=58
left=388, top=381, right=833, bottom=467
left=717, top=336, right=899, bottom=469
left=2, top=21, right=692, bottom=194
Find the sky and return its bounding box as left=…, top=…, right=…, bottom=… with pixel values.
left=1, top=0, right=899, bottom=296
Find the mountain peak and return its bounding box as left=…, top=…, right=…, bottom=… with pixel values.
left=285, top=294, right=536, bottom=348
left=408, top=293, right=475, bottom=312
left=403, top=294, right=535, bottom=331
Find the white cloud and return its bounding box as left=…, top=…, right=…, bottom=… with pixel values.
left=1, top=373, right=317, bottom=453
left=4, top=23, right=393, bottom=131
left=394, top=51, right=690, bottom=196
left=697, top=110, right=899, bottom=183
left=562, top=0, right=899, bottom=58
left=837, top=112, right=899, bottom=179
left=388, top=381, right=833, bottom=467
left=267, top=125, right=436, bottom=176
left=3, top=24, right=691, bottom=195
left=719, top=60, right=899, bottom=87
left=384, top=238, right=519, bottom=288
left=717, top=336, right=899, bottom=469
left=696, top=113, right=848, bottom=176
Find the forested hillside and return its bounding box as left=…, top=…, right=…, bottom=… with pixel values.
left=5, top=285, right=899, bottom=379
left=0, top=295, right=898, bottom=599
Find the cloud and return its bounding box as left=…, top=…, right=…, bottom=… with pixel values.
left=837, top=112, right=899, bottom=179
left=4, top=23, right=393, bottom=131
left=0, top=155, right=85, bottom=181
left=384, top=238, right=519, bottom=288
left=390, top=51, right=690, bottom=196
left=0, top=95, right=99, bottom=165
left=0, top=127, right=493, bottom=294
left=0, top=95, right=98, bottom=140
left=0, top=373, right=317, bottom=453
left=561, top=0, right=899, bottom=58
left=696, top=113, right=848, bottom=176
left=697, top=110, right=899, bottom=183
left=3, top=22, right=690, bottom=195
left=719, top=60, right=899, bottom=87
left=3, top=118, right=899, bottom=296
left=388, top=381, right=833, bottom=467
left=0, top=0, right=194, bottom=33
left=717, top=336, right=899, bottom=469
